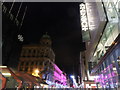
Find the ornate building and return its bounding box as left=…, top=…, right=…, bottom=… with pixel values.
left=18, top=33, right=55, bottom=79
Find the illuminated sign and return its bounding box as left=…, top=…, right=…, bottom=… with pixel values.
left=2, top=73, right=11, bottom=76
left=80, top=3, right=89, bottom=32
left=79, top=3, right=90, bottom=42
left=18, top=34, right=24, bottom=42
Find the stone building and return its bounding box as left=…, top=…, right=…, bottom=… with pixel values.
left=18, top=33, right=55, bottom=79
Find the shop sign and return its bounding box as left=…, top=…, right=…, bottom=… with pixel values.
left=79, top=3, right=90, bottom=42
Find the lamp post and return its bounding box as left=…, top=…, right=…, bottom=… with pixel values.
left=70, top=75, right=78, bottom=88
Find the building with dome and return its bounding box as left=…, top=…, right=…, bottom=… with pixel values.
left=18, top=33, right=55, bottom=81
left=18, top=33, right=69, bottom=87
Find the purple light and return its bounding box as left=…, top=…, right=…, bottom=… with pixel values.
left=53, top=64, right=62, bottom=74
left=53, top=64, right=67, bottom=85
left=94, top=64, right=117, bottom=86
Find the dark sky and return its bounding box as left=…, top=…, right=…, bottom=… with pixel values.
left=21, top=2, right=84, bottom=76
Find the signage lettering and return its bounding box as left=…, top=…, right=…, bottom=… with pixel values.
left=80, top=3, right=89, bottom=32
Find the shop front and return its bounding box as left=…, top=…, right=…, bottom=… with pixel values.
left=93, top=35, right=120, bottom=89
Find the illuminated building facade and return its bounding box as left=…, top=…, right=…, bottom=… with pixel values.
left=2, top=2, right=27, bottom=69
left=53, top=64, right=67, bottom=86
left=79, top=0, right=120, bottom=89
left=18, top=33, right=55, bottom=79
left=18, top=34, right=68, bottom=87
left=45, top=63, right=68, bottom=88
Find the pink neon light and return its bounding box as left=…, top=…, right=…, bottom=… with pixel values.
left=94, top=64, right=118, bottom=86
left=53, top=64, right=62, bottom=74
left=53, top=64, right=67, bottom=85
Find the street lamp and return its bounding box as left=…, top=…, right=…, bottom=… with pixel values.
left=32, top=68, right=40, bottom=77
left=70, top=75, right=75, bottom=79
left=70, top=75, right=78, bottom=88
left=35, top=69, right=39, bottom=74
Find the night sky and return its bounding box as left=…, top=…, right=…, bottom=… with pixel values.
left=21, top=2, right=84, bottom=76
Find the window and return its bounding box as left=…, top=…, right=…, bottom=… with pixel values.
left=26, top=62, right=29, bottom=66
left=28, top=49, right=31, bottom=57
left=32, top=49, right=36, bottom=57
left=30, top=67, right=33, bottom=72
left=36, top=62, right=38, bottom=65
left=25, top=67, right=28, bottom=72
left=31, top=62, right=34, bottom=65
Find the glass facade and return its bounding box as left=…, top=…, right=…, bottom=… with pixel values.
left=92, top=0, right=120, bottom=89
left=94, top=43, right=120, bottom=88
left=93, top=0, right=120, bottom=64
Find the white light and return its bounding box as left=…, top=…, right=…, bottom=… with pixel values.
left=35, top=69, right=39, bottom=73
left=113, top=67, right=116, bottom=71
left=80, top=3, right=89, bottom=32
left=18, top=34, right=24, bottom=42
left=117, top=59, right=120, bottom=61
left=34, top=86, right=40, bottom=88
left=2, top=73, right=11, bottom=76
left=0, top=66, right=7, bottom=68
left=70, top=75, right=75, bottom=79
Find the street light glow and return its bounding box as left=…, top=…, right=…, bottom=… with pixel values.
left=35, top=69, right=39, bottom=74
left=70, top=75, right=75, bottom=79
left=32, top=68, right=40, bottom=77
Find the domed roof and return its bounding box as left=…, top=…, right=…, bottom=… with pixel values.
left=42, top=32, right=50, bottom=39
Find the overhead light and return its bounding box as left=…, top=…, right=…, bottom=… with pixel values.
left=70, top=75, right=75, bottom=79
left=2, top=73, right=11, bottom=76
left=0, top=66, right=7, bottom=68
